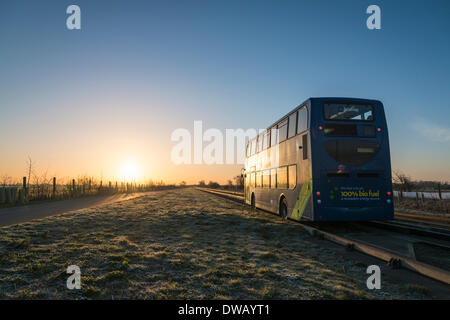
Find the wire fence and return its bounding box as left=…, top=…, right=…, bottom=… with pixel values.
left=0, top=177, right=178, bottom=206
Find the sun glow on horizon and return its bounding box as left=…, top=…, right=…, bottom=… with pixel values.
left=119, top=160, right=141, bottom=182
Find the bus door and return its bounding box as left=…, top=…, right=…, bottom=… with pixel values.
left=294, top=132, right=313, bottom=220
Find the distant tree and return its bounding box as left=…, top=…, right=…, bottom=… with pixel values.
left=234, top=174, right=244, bottom=189
left=393, top=170, right=413, bottom=192
left=157, top=180, right=165, bottom=186
left=180, top=181, right=186, bottom=187
left=1, top=174, right=11, bottom=187
left=198, top=180, right=206, bottom=187
left=26, top=156, right=33, bottom=188
left=208, top=181, right=220, bottom=189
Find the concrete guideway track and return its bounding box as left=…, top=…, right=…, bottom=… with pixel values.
left=197, top=187, right=450, bottom=285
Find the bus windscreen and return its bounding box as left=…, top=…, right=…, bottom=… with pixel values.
left=324, top=103, right=373, bottom=121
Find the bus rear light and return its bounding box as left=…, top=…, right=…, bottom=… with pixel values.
left=318, top=126, right=323, bottom=130
left=316, top=191, right=320, bottom=196
left=377, top=127, right=381, bottom=132
left=387, top=191, right=391, bottom=196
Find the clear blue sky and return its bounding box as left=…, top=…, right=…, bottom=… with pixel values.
left=0, top=0, right=449, bottom=183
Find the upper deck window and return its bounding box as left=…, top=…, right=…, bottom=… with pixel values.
left=324, top=103, right=374, bottom=122
left=262, top=131, right=270, bottom=150
left=288, top=112, right=297, bottom=138
left=278, top=119, right=288, bottom=143
left=250, top=139, right=257, bottom=155
left=297, top=107, right=308, bottom=133
left=257, top=133, right=263, bottom=153
left=270, top=127, right=277, bottom=147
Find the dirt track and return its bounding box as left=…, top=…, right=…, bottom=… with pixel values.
left=0, top=193, right=149, bottom=227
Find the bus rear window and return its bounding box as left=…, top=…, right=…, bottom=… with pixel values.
left=324, top=103, right=374, bottom=121
left=324, top=124, right=357, bottom=136
left=323, top=140, right=380, bottom=166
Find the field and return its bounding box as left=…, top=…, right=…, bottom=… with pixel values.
left=0, top=188, right=441, bottom=299
left=395, top=198, right=450, bottom=216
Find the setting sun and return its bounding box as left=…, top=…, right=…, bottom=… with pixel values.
left=120, top=160, right=140, bottom=182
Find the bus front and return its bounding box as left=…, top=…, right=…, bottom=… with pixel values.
left=311, top=98, right=394, bottom=221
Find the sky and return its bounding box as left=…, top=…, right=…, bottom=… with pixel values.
left=0, top=0, right=449, bottom=184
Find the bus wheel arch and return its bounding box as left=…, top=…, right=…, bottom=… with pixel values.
left=279, top=195, right=288, bottom=219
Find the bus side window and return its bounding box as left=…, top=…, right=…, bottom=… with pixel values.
left=256, top=171, right=262, bottom=188
left=270, top=168, right=276, bottom=188
left=270, top=127, right=277, bottom=147
left=288, top=112, right=297, bottom=138
left=263, top=170, right=270, bottom=188
left=302, top=134, right=308, bottom=160
left=263, top=131, right=270, bottom=150
left=297, top=107, right=308, bottom=134
left=251, top=139, right=257, bottom=155
left=276, top=167, right=288, bottom=189
left=288, top=165, right=297, bottom=189
left=278, top=119, right=288, bottom=143
left=257, top=133, right=263, bottom=153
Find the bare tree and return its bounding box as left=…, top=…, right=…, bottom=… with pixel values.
left=234, top=174, right=244, bottom=189
left=393, top=170, right=413, bottom=192
left=26, top=156, right=33, bottom=189
left=1, top=174, right=11, bottom=187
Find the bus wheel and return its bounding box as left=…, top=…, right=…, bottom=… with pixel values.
left=279, top=197, right=287, bottom=219
left=251, top=193, right=255, bottom=209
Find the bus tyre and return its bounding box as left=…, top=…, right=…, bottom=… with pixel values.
left=280, top=197, right=287, bottom=219
left=251, top=193, right=255, bottom=209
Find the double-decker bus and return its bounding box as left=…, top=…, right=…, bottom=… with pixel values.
left=244, top=97, right=394, bottom=221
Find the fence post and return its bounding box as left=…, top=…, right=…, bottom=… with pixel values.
left=53, top=177, right=56, bottom=198
left=438, top=183, right=442, bottom=200
left=72, top=179, right=76, bottom=197
left=18, top=187, right=26, bottom=204
left=22, top=177, right=27, bottom=198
